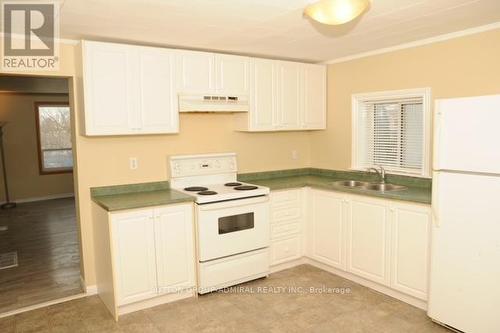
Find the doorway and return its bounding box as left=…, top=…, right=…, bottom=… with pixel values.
left=0, top=75, right=82, bottom=314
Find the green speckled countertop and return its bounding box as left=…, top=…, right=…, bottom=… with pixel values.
left=91, top=181, right=194, bottom=212
left=239, top=168, right=432, bottom=205
left=91, top=169, right=431, bottom=211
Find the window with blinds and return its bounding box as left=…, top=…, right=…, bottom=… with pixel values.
left=352, top=89, right=430, bottom=176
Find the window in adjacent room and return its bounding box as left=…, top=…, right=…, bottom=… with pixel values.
left=351, top=88, right=431, bottom=177
left=35, top=102, right=73, bottom=174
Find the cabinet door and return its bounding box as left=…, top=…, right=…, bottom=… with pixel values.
left=215, top=54, right=250, bottom=95
left=249, top=58, right=276, bottom=131
left=111, top=209, right=157, bottom=305
left=138, top=47, right=179, bottom=134
left=390, top=203, right=430, bottom=300
left=83, top=41, right=138, bottom=135
left=302, top=64, right=326, bottom=129
left=308, top=190, right=346, bottom=270
left=154, top=204, right=195, bottom=293
left=175, top=50, right=215, bottom=94
left=276, top=61, right=302, bottom=130
left=347, top=197, right=391, bottom=285
left=270, top=235, right=301, bottom=266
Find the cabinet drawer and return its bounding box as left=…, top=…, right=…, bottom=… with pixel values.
left=271, top=220, right=300, bottom=239
left=270, top=190, right=300, bottom=207
left=272, top=206, right=301, bottom=222
left=270, top=236, right=301, bottom=265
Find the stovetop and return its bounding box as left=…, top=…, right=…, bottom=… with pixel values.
left=176, top=181, right=269, bottom=204
left=169, top=153, right=270, bottom=204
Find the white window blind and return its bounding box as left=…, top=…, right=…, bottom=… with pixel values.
left=353, top=89, right=430, bottom=176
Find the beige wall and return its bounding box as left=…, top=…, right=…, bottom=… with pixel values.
left=0, top=94, right=73, bottom=201
left=310, top=28, right=500, bottom=170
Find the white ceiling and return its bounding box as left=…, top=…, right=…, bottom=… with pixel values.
left=59, top=0, right=500, bottom=62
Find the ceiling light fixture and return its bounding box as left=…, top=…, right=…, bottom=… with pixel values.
left=304, top=0, right=370, bottom=25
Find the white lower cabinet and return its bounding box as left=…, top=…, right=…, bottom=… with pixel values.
left=269, top=189, right=304, bottom=266
left=270, top=236, right=302, bottom=265
left=347, top=197, right=391, bottom=286
left=390, top=202, right=430, bottom=299
left=111, top=204, right=195, bottom=306
left=154, top=206, right=196, bottom=294
left=306, top=188, right=430, bottom=301
left=112, top=209, right=158, bottom=305
left=308, top=190, right=346, bottom=270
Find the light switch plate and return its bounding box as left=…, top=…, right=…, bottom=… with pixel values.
left=129, top=157, right=138, bottom=170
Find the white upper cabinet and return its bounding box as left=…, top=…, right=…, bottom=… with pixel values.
left=247, top=58, right=276, bottom=131
left=215, top=54, right=250, bottom=95
left=276, top=61, right=302, bottom=130
left=82, top=41, right=179, bottom=136
left=138, top=47, right=178, bottom=133
left=302, top=64, right=327, bottom=129
left=236, top=60, right=327, bottom=132
left=82, top=41, right=135, bottom=135
left=175, top=51, right=250, bottom=96
left=175, top=50, right=215, bottom=94
left=82, top=40, right=325, bottom=135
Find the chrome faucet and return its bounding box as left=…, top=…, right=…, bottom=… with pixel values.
left=367, top=166, right=386, bottom=183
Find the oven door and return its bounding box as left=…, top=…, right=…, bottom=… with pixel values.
left=196, top=196, right=270, bottom=262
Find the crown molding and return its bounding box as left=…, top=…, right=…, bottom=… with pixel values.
left=0, top=33, right=79, bottom=45
left=322, top=21, right=500, bottom=65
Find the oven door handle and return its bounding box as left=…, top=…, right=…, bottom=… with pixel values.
left=197, top=195, right=269, bottom=211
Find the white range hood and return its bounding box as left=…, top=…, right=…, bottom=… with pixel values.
left=179, top=94, right=249, bottom=113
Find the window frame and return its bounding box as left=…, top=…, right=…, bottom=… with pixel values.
left=351, top=88, right=432, bottom=178
left=34, top=101, right=73, bottom=175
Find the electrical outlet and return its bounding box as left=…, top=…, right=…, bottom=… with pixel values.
left=129, top=157, right=138, bottom=170
left=291, top=150, right=299, bottom=160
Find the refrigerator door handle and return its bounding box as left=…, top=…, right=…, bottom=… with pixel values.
left=432, top=173, right=440, bottom=228
left=432, top=105, right=442, bottom=171
left=432, top=205, right=440, bottom=228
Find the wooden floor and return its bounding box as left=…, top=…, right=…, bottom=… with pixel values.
left=0, top=198, right=82, bottom=314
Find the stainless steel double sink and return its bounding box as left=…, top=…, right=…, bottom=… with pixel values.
left=333, top=180, right=407, bottom=192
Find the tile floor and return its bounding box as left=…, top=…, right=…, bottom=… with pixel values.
left=0, top=198, right=82, bottom=313
left=0, top=265, right=451, bottom=332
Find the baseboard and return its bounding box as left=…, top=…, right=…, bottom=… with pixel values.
left=118, top=289, right=195, bottom=316
left=80, top=275, right=98, bottom=296
left=1, top=192, right=74, bottom=204
left=304, top=258, right=427, bottom=310
left=270, top=258, right=307, bottom=273
left=270, top=256, right=427, bottom=310
left=0, top=292, right=87, bottom=319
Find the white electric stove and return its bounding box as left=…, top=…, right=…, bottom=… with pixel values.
left=169, top=153, right=270, bottom=293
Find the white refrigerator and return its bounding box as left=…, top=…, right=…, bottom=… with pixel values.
left=428, top=94, right=500, bottom=333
